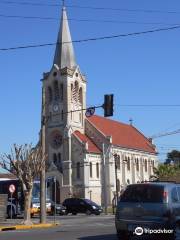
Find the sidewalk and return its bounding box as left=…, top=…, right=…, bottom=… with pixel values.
left=0, top=217, right=60, bottom=231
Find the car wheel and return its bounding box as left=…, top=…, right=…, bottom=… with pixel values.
left=86, top=210, right=92, bottom=215
left=72, top=211, right=77, bottom=215
left=64, top=210, right=68, bottom=215
left=116, top=230, right=129, bottom=240
left=95, top=212, right=100, bottom=215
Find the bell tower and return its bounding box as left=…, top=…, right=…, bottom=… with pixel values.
left=41, top=7, right=86, bottom=200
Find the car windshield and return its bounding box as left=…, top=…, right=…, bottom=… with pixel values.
left=84, top=199, right=99, bottom=206
left=120, top=184, right=164, bottom=203
left=32, top=198, right=39, bottom=203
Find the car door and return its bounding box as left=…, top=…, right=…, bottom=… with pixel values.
left=79, top=200, right=87, bottom=213
left=174, top=187, right=180, bottom=221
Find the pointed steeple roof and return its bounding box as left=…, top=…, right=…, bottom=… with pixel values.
left=53, top=7, right=76, bottom=69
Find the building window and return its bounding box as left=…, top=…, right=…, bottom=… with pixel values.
left=145, top=159, right=148, bottom=172
left=127, top=179, right=130, bottom=185
left=96, top=163, right=99, bottom=178
left=152, top=160, right=154, bottom=168
left=54, top=81, right=59, bottom=100
left=61, top=110, right=64, bottom=121
left=60, top=83, right=63, bottom=101
left=136, top=158, right=139, bottom=171
left=127, top=157, right=130, bottom=171
left=116, top=155, right=120, bottom=170
left=53, top=153, right=57, bottom=165
left=117, top=179, right=120, bottom=192
left=48, top=86, right=53, bottom=103
left=79, top=87, right=83, bottom=104
left=77, top=162, right=80, bottom=179
left=90, top=162, right=93, bottom=178
left=71, top=84, right=73, bottom=102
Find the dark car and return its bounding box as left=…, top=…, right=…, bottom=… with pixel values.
left=115, top=182, right=180, bottom=240
left=46, top=199, right=66, bottom=215
left=62, top=198, right=103, bottom=215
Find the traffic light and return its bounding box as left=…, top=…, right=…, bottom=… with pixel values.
left=103, top=94, right=114, bottom=117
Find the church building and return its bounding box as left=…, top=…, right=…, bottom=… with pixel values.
left=41, top=7, right=158, bottom=206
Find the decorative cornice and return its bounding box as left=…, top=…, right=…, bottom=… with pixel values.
left=60, top=67, right=75, bottom=77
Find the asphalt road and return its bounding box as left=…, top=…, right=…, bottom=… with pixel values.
left=0, top=215, right=176, bottom=240
left=0, top=215, right=117, bottom=240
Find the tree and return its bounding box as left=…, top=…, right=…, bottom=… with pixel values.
left=165, top=150, right=180, bottom=165
left=152, top=164, right=176, bottom=181
left=0, top=144, right=46, bottom=225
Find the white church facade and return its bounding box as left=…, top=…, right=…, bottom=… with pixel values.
left=41, top=7, right=158, bottom=206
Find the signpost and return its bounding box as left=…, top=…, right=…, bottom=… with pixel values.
left=9, top=184, right=15, bottom=219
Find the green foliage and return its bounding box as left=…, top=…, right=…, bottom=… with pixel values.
left=166, top=150, right=180, bottom=164
left=153, top=163, right=180, bottom=182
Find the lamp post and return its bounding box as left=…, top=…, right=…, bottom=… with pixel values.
left=102, top=143, right=108, bottom=215
left=113, top=154, right=119, bottom=206
left=40, top=85, right=46, bottom=224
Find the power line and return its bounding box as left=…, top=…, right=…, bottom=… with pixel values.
left=151, top=129, right=180, bottom=139
left=0, top=14, right=179, bottom=27
left=116, top=104, right=180, bottom=107
left=1, top=25, right=180, bottom=51
left=1, top=0, right=180, bottom=15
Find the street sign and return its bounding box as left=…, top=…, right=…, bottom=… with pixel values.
left=9, top=184, right=15, bottom=193
left=85, top=107, right=95, bottom=117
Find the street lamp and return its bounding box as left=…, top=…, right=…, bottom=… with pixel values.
left=113, top=154, right=119, bottom=206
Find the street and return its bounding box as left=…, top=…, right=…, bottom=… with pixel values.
left=0, top=215, right=117, bottom=240
left=0, top=214, right=173, bottom=240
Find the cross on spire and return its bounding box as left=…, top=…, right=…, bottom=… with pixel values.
left=62, top=0, right=65, bottom=7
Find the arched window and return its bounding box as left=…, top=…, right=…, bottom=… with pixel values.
left=79, top=87, right=83, bottom=104
left=53, top=153, right=57, bottom=165
left=74, top=81, right=79, bottom=102
left=152, top=160, right=154, bottom=168
left=116, top=155, right=120, bottom=170
left=48, top=86, right=53, bottom=103
left=127, top=157, right=130, bottom=171
left=127, top=179, right=130, bottom=185
left=90, top=162, right=93, bottom=178
left=96, top=163, right=99, bottom=178
left=54, top=81, right=59, bottom=100
left=60, top=83, right=63, bottom=101
left=117, top=179, right=120, bottom=192
left=136, top=158, right=139, bottom=171
left=57, top=153, right=62, bottom=173
left=145, top=159, right=148, bottom=172
left=71, top=84, right=73, bottom=102
left=77, top=162, right=80, bottom=179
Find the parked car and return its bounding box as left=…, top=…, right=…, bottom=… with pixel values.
left=31, top=198, right=40, bottom=217
left=62, top=198, right=103, bottom=215
left=46, top=199, right=67, bottom=215
left=31, top=198, right=66, bottom=216
left=115, top=182, right=180, bottom=240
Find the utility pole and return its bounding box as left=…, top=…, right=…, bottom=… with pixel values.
left=40, top=86, right=46, bottom=223
left=114, top=154, right=119, bottom=206
left=102, top=143, right=108, bottom=215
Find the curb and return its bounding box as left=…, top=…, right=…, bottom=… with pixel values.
left=0, top=223, right=59, bottom=231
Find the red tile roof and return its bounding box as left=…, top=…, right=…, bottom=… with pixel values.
left=87, top=115, right=156, bottom=154
left=73, top=131, right=101, bottom=154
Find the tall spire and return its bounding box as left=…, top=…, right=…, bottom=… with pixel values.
left=53, top=7, right=76, bottom=69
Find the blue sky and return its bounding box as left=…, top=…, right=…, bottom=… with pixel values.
left=0, top=0, right=180, bottom=162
